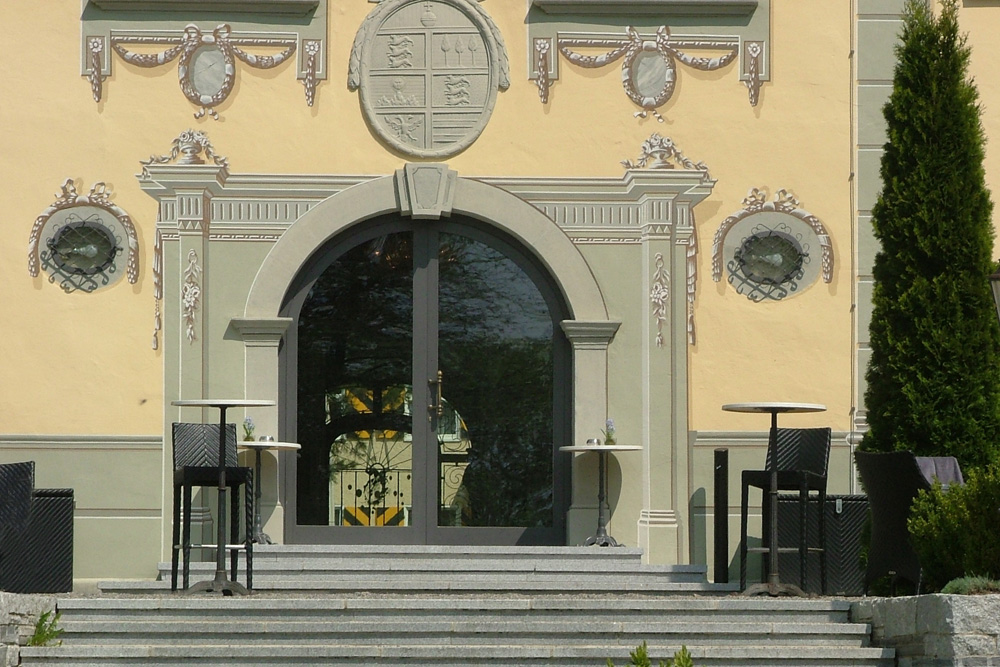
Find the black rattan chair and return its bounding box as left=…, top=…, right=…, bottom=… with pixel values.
left=854, top=450, right=934, bottom=594
left=0, top=461, right=34, bottom=540
left=0, top=461, right=74, bottom=594
left=740, top=427, right=831, bottom=592
left=171, top=423, right=253, bottom=591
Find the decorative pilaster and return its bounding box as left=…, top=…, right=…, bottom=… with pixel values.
left=140, top=130, right=229, bottom=409
left=560, top=320, right=621, bottom=545
left=233, top=317, right=292, bottom=542
left=621, top=140, right=714, bottom=564
left=176, top=198, right=209, bottom=403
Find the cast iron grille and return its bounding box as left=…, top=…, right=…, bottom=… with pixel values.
left=728, top=230, right=807, bottom=302
left=41, top=215, right=122, bottom=292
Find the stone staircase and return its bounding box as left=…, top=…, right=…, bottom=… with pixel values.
left=18, top=546, right=894, bottom=666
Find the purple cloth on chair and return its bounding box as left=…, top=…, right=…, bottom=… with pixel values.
left=915, top=456, right=964, bottom=487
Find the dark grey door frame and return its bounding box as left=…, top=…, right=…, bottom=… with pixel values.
left=280, top=213, right=570, bottom=546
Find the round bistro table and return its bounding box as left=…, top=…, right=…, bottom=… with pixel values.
left=237, top=440, right=301, bottom=544
left=560, top=444, right=642, bottom=547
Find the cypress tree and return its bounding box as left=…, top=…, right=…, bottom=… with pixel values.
left=861, top=0, right=1000, bottom=470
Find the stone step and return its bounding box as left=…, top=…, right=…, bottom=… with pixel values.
left=21, top=596, right=891, bottom=666
left=155, top=560, right=710, bottom=581
left=249, top=545, right=650, bottom=561
left=56, top=596, right=855, bottom=623
left=106, top=544, right=729, bottom=596
left=100, top=580, right=733, bottom=595
left=235, top=557, right=701, bottom=576
left=102, top=575, right=733, bottom=595
left=163, top=546, right=693, bottom=575
left=22, top=546, right=892, bottom=667
left=19, top=643, right=896, bottom=666
left=54, top=619, right=875, bottom=646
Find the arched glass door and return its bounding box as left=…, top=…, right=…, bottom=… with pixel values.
left=282, top=216, right=569, bottom=545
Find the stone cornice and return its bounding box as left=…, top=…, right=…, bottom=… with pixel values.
left=560, top=320, right=622, bottom=349
left=0, top=434, right=161, bottom=449
left=531, top=0, right=757, bottom=15
left=142, top=169, right=715, bottom=236
left=231, top=317, right=293, bottom=346
left=90, top=0, right=319, bottom=13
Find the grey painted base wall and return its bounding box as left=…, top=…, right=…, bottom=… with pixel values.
left=852, top=595, right=1000, bottom=666
left=0, top=435, right=163, bottom=580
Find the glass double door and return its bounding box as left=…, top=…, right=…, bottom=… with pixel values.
left=285, top=216, right=567, bottom=545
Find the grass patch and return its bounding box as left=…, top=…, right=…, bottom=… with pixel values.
left=607, top=641, right=695, bottom=667
left=27, top=610, right=62, bottom=647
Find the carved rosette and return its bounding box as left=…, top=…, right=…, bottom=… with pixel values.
left=348, top=0, right=510, bottom=158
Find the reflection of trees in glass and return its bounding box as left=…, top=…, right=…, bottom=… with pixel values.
left=438, top=234, right=554, bottom=528
left=447, top=339, right=554, bottom=527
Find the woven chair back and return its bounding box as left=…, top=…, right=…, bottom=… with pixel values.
left=172, top=422, right=239, bottom=469
left=764, top=427, right=831, bottom=477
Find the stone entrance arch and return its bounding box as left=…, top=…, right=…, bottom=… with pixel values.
left=244, top=167, right=608, bottom=322
left=144, top=143, right=709, bottom=558
left=236, top=165, right=617, bottom=543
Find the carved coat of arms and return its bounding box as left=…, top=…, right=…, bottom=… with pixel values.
left=349, top=0, right=510, bottom=158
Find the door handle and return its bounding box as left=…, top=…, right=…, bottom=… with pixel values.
left=428, top=370, right=443, bottom=421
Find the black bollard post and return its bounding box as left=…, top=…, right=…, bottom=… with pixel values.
left=714, top=448, right=729, bottom=584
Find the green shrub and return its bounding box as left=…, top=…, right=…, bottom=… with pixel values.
left=606, top=641, right=694, bottom=667
left=908, top=464, right=1000, bottom=591
left=860, top=0, right=1000, bottom=471
left=941, top=575, right=1000, bottom=595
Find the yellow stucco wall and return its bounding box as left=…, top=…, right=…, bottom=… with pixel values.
left=0, top=1, right=856, bottom=434
left=3, top=0, right=994, bottom=581
left=960, top=2, right=1000, bottom=261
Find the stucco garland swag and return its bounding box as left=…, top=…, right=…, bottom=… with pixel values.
left=182, top=250, right=202, bottom=344
left=109, top=24, right=299, bottom=119
left=556, top=26, right=737, bottom=122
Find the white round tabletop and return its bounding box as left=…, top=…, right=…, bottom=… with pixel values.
left=172, top=399, right=276, bottom=408
left=238, top=441, right=301, bottom=452
left=560, top=444, right=642, bottom=453
left=721, top=402, right=826, bottom=414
